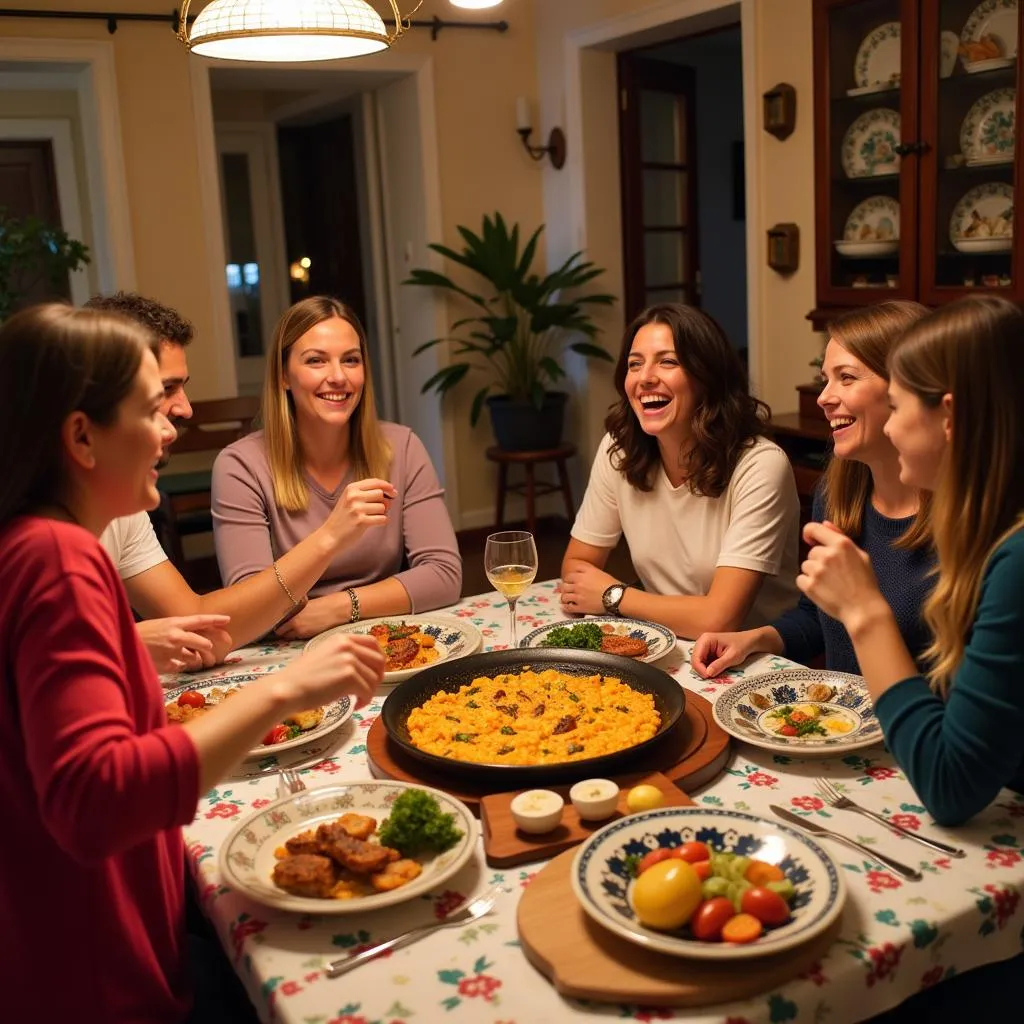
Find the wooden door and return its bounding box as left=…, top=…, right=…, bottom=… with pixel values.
left=618, top=54, right=700, bottom=321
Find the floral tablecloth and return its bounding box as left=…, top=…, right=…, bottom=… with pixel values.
left=174, top=581, right=1024, bottom=1024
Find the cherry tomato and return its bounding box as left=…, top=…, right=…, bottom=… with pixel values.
left=672, top=841, right=711, bottom=864
left=740, top=886, right=791, bottom=926
left=721, top=912, right=764, bottom=943
left=780, top=724, right=798, bottom=736
left=745, top=859, right=785, bottom=886
left=690, top=897, right=735, bottom=941
left=177, top=690, right=206, bottom=709
left=691, top=859, right=713, bottom=882
left=789, top=711, right=808, bottom=723
left=262, top=724, right=291, bottom=746
left=637, top=848, right=676, bottom=875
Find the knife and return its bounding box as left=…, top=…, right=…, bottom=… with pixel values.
left=770, top=804, right=923, bottom=882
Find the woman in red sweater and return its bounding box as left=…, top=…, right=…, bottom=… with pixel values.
left=0, top=304, right=384, bottom=1023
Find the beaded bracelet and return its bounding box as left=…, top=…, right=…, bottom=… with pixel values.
left=346, top=587, right=361, bottom=623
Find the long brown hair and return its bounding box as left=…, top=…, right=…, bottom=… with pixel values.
left=262, top=296, right=391, bottom=512
left=0, top=303, right=150, bottom=527
left=889, top=296, right=1024, bottom=695
left=605, top=304, right=768, bottom=496
left=822, top=301, right=931, bottom=546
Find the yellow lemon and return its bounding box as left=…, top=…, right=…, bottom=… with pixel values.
left=626, top=784, right=665, bottom=813
left=631, top=859, right=703, bottom=930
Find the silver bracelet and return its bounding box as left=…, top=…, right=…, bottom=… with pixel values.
left=346, top=587, right=361, bottom=623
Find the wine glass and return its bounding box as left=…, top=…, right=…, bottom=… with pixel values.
left=484, top=530, right=539, bottom=649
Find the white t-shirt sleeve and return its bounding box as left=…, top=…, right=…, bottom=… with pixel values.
left=98, top=512, right=169, bottom=581
left=716, top=442, right=800, bottom=576
left=570, top=434, right=624, bottom=549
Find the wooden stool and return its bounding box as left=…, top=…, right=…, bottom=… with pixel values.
left=486, top=444, right=577, bottom=535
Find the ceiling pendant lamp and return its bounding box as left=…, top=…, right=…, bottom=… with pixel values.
left=178, top=0, right=423, bottom=63
left=449, top=1, right=505, bottom=9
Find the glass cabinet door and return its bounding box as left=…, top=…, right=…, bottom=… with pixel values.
left=920, top=0, right=1020, bottom=302
left=815, top=0, right=918, bottom=303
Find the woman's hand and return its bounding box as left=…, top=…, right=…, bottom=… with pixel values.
left=137, top=614, right=233, bottom=673
left=797, top=521, right=886, bottom=627
left=323, top=478, right=397, bottom=548
left=691, top=628, right=779, bottom=678
left=275, top=595, right=344, bottom=639
left=284, top=633, right=384, bottom=710
left=560, top=562, right=618, bottom=616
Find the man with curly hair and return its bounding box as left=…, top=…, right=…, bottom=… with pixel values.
left=84, top=291, right=378, bottom=672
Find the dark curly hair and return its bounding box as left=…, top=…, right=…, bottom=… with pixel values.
left=605, top=304, right=770, bottom=497
left=84, top=291, right=194, bottom=350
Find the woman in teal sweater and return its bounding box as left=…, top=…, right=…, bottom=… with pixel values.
left=798, top=295, right=1024, bottom=827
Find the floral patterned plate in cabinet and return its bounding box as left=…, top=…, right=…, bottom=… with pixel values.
left=960, top=0, right=1018, bottom=72
left=712, top=668, right=883, bottom=757
left=849, top=21, right=901, bottom=94
left=841, top=108, right=901, bottom=179
left=950, top=180, right=1014, bottom=252
left=835, top=195, right=900, bottom=257
left=960, top=87, right=1016, bottom=165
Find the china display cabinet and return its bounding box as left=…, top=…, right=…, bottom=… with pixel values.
left=811, top=0, right=1023, bottom=326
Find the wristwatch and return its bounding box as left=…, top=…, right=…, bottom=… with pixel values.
left=601, top=583, right=627, bottom=616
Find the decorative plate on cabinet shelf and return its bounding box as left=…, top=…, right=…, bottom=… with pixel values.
left=941, top=30, right=961, bottom=78
left=960, top=0, right=1018, bottom=73
left=848, top=22, right=900, bottom=96
left=841, top=108, right=901, bottom=178
left=949, top=181, right=1014, bottom=252
left=960, top=87, right=1016, bottom=165
left=834, top=195, right=900, bottom=257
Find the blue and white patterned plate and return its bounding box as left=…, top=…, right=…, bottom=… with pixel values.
left=306, top=614, right=483, bottom=683
left=713, top=667, right=883, bottom=757
left=518, top=616, right=677, bottom=664
left=571, top=807, right=846, bottom=960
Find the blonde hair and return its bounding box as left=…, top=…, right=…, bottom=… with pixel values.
left=822, top=301, right=931, bottom=548
left=262, top=296, right=391, bottom=512
left=889, top=296, right=1024, bottom=695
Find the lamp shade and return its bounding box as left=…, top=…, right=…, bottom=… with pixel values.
left=187, top=0, right=390, bottom=62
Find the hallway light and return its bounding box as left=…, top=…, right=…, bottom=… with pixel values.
left=178, top=0, right=424, bottom=62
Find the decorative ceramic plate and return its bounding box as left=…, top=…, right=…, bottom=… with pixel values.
left=961, top=0, right=1018, bottom=71
left=960, top=87, right=1016, bottom=164
left=949, top=181, right=1014, bottom=251
left=941, top=30, right=961, bottom=77
left=163, top=674, right=353, bottom=758
left=835, top=195, right=900, bottom=256
left=571, top=807, right=846, bottom=961
left=852, top=21, right=901, bottom=91
left=219, top=781, right=478, bottom=914
left=305, top=613, right=483, bottom=684
left=841, top=108, right=901, bottom=178
left=712, top=668, right=882, bottom=757
left=518, top=616, right=677, bottom=664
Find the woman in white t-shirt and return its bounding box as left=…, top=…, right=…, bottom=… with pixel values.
left=560, top=304, right=800, bottom=637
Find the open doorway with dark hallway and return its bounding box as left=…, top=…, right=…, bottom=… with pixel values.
left=618, top=24, right=748, bottom=366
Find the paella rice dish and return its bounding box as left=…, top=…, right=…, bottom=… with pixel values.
left=405, top=668, right=661, bottom=765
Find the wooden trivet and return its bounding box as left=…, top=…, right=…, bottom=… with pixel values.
left=365, top=692, right=730, bottom=814
left=480, top=770, right=695, bottom=868
left=517, top=847, right=842, bottom=1007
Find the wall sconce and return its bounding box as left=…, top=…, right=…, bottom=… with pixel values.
left=516, top=97, right=566, bottom=170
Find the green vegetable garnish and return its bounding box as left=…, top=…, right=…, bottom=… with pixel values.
left=540, top=622, right=604, bottom=651
left=378, top=789, right=464, bottom=857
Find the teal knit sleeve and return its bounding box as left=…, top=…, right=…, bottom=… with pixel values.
left=874, top=531, right=1024, bottom=826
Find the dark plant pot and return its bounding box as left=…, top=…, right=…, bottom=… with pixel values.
left=486, top=391, right=568, bottom=452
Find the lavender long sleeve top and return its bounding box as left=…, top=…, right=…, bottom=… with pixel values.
left=211, top=423, right=462, bottom=611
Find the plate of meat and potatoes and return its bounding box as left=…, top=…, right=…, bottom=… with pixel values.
left=519, top=617, right=677, bottom=664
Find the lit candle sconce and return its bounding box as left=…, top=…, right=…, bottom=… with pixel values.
left=289, top=256, right=312, bottom=285
left=516, top=96, right=566, bottom=170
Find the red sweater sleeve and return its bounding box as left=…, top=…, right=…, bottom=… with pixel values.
left=14, top=562, right=200, bottom=863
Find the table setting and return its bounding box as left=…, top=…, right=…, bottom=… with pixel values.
left=167, top=546, right=1024, bottom=1024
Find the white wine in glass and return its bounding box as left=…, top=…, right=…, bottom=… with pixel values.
left=484, top=530, right=539, bottom=649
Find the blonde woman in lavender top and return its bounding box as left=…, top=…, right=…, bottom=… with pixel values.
left=212, top=296, right=462, bottom=639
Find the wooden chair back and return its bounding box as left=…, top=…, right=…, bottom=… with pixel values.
left=170, top=395, right=261, bottom=455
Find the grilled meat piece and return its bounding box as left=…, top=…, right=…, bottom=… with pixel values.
left=384, top=636, right=419, bottom=668
left=315, top=822, right=393, bottom=874
left=272, top=854, right=337, bottom=898
left=552, top=715, right=578, bottom=734
left=600, top=635, right=650, bottom=658
left=284, top=828, right=321, bottom=856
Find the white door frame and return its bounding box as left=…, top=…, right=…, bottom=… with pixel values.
left=561, top=0, right=763, bottom=393
left=0, top=37, right=136, bottom=294
left=0, top=118, right=90, bottom=305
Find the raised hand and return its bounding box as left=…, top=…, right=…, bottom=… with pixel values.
left=324, top=478, right=398, bottom=548
left=137, top=614, right=233, bottom=673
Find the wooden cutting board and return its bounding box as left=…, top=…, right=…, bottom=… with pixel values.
left=517, top=847, right=843, bottom=1007
left=480, top=770, right=695, bottom=868
left=366, top=692, right=730, bottom=814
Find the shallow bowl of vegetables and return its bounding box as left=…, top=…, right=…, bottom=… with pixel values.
left=571, top=807, right=846, bottom=959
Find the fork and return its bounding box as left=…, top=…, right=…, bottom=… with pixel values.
left=815, top=777, right=965, bottom=858
left=277, top=769, right=306, bottom=800
left=325, top=885, right=503, bottom=978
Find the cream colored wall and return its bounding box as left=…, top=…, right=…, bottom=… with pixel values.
left=0, top=88, right=99, bottom=292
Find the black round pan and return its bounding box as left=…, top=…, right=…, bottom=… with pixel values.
left=380, top=647, right=685, bottom=785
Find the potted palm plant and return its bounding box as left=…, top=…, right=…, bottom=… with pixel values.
left=404, top=212, right=615, bottom=451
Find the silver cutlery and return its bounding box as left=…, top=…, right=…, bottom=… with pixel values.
left=815, top=777, right=965, bottom=858
left=770, top=804, right=923, bottom=881
left=325, top=885, right=503, bottom=978
left=277, top=768, right=306, bottom=800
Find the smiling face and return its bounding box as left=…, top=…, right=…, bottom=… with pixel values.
left=884, top=378, right=951, bottom=490
left=625, top=322, right=697, bottom=449
left=817, top=338, right=892, bottom=464
left=283, top=316, right=365, bottom=434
